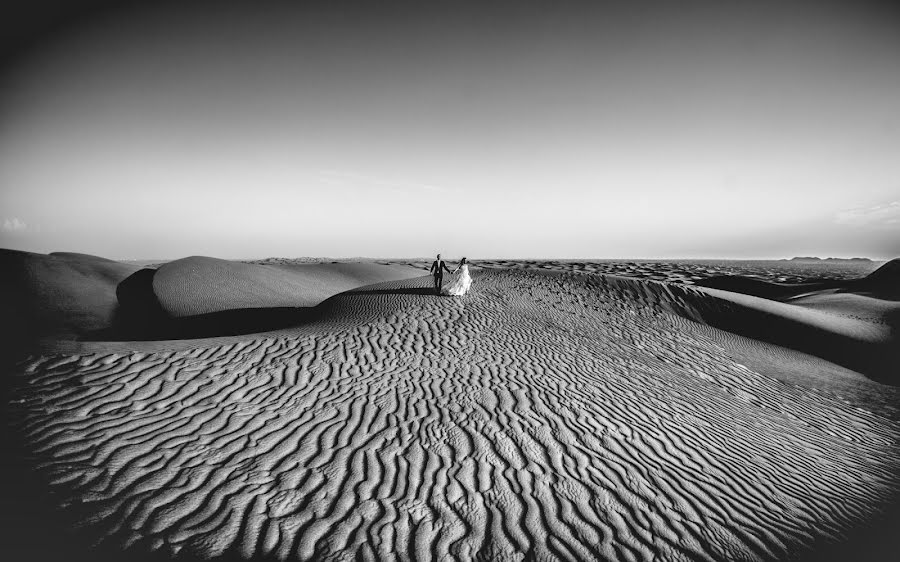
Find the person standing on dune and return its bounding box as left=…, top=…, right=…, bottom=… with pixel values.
left=430, top=253, right=452, bottom=295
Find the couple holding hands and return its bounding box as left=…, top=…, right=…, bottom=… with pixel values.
left=429, top=254, right=471, bottom=296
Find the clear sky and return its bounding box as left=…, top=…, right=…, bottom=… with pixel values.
left=1, top=0, right=899, bottom=260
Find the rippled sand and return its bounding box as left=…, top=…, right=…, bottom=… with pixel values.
left=7, top=269, right=899, bottom=561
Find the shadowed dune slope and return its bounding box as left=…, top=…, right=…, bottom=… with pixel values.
left=689, top=285, right=897, bottom=382
left=693, top=275, right=841, bottom=300
left=686, top=259, right=900, bottom=382
left=864, top=257, right=900, bottom=286
left=695, top=258, right=900, bottom=302
left=0, top=249, right=139, bottom=345
left=151, top=256, right=422, bottom=317
left=6, top=269, right=899, bottom=561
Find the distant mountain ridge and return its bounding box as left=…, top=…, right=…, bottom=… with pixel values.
left=785, top=256, right=872, bottom=262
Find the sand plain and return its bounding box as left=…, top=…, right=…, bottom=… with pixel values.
left=2, top=253, right=898, bottom=561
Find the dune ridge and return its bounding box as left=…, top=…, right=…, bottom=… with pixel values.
left=0, top=252, right=423, bottom=345
left=0, top=249, right=140, bottom=346
left=99, top=256, right=422, bottom=341
left=686, top=260, right=900, bottom=382
left=695, top=258, right=900, bottom=300
left=152, top=256, right=422, bottom=317
left=506, top=272, right=898, bottom=383
left=7, top=269, right=899, bottom=561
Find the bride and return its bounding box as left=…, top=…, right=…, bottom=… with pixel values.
left=443, top=257, right=472, bottom=296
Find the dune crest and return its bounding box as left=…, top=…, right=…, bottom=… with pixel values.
left=95, top=256, right=422, bottom=340
left=152, top=256, right=422, bottom=317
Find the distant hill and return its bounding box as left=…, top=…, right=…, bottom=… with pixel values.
left=785, top=256, right=872, bottom=262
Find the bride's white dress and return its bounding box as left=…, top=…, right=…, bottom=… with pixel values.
left=443, top=264, right=472, bottom=296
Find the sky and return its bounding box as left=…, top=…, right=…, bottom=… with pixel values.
left=1, top=0, right=899, bottom=260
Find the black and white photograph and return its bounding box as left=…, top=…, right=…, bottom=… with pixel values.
left=1, top=1, right=899, bottom=560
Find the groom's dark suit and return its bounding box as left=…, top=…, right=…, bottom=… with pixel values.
left=430, top=259, right=452, bottom=295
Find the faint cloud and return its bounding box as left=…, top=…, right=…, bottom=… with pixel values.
left=317, top=170, right=448, bottom=194
left=835, top=201, right=900, bottom=229
left=1, top=217, right=27, bottom=232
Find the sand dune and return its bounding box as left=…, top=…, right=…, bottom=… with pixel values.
left=474, top=259, right=882, bottom=285
left=0, top=253, right=422, bottom=344
left=101, top=256, right=423, bottom=340
left=0, top=249, right=140, bottom=346
left=685, top=260, right=900, bottom=382
left=864, top=258, right=900, bottom=284
left=692, top=276, right=841, bottom=300
left=454, top=260, right=899, bottom=382
left=6, top=268, right=899, bottom=561
left=689, top=286, right=896, bottom=382
left=152, top=257, right=422, bottom=317
left=696, top=258, right=899, bottom=300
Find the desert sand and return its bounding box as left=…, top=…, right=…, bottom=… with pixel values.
left=0, top=249, right=141, bottom=343
left=2, top=252, right=899, bottom=561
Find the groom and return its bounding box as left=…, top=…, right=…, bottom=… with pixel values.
left=430, top=253, right=452, bottom=295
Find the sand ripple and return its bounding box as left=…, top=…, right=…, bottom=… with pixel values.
left=8, top=270, right=900, bottom=561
